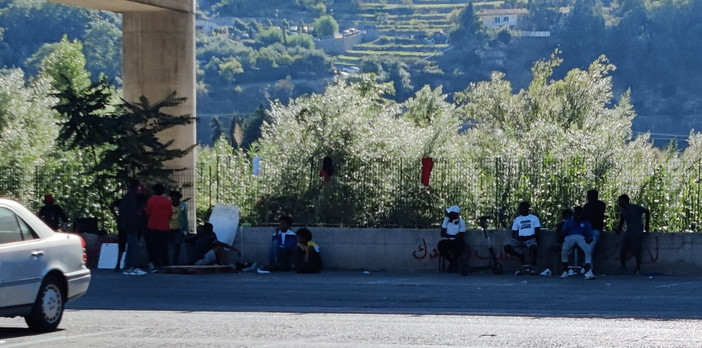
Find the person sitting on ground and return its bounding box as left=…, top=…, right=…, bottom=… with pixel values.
left=504, top=201, right=541, bottom=275
left=186, top=223, right=232, bottom=266
left=38, top=194, right=69, bottom=231
left=540, top=208, right=573, bottom=276
left=560, top=206, right=595, bottom=280
left=263, top=215, right=297, bottom=271
left=437, top=205, right=467, bottom=273
left=294, top=228, right=323, bottom=273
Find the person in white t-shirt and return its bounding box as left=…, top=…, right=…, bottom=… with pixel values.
left=504, top=201, right=541, bottom=275
left=437, top=205, right=467, bottom=273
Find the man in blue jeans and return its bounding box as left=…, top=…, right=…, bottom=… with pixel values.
left=263, top=216, right=297, bottom=271
left=560, top=207, right=595, bottom=280
left=118, top=180, right=147, bottom=276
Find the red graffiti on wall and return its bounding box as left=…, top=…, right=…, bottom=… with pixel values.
left=412, top=238, right=440, bottom=260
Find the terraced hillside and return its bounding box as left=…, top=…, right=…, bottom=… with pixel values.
left=336, top=0, right=504, bottom=66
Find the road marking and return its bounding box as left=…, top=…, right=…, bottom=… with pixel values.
left=655, top=281, right=700, bottom=288
left=2, top=327, right=141, bottom=347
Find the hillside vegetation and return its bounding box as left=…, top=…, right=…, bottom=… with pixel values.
left=2, top=0, right=702, bottom=145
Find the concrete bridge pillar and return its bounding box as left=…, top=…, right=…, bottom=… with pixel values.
left=122, top=10, right=196, bottom=175
left=122, top=10, right=197, bottom=228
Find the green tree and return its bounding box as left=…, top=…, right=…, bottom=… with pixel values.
left=557, top=0, right=606, bottom=68
left=243, top=104, right=271, bottom=149
left=82, top=18, right=122, bottom=81
left=210, top=116, right=225, bottom=144
left=27, top=36, right=90, bottom=92
left=256, top=26, right=284, bottom=46
left=0, top=69, right=58, bottom=168
left=312, top=15, right=339, bottom=37
left=217, top=56, right=244, bottom=83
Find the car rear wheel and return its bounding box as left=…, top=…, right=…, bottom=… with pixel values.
left=25, top=276, right=65, bottom=332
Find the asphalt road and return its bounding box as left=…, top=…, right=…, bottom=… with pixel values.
left=1, top=270, right=702, bottom=347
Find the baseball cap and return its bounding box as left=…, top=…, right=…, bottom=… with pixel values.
left=446, top=205, right=460, bottom=214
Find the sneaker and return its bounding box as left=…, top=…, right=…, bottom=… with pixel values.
left=584, top=270, right=596, bottom=280
left=132, top=268, right=147, bottom=276
left=568, top=269, right=575, bottom=276
left=122, top=268, right=135, bottom=276
left=560, top=271, right=569, bottom=279
left=257, top=268, right=271, bottom=274
left=540, top=269, right=552, bottom=277
left=242, top=262, right=258, bottom=272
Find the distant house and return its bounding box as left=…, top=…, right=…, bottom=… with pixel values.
left=196, top=19, right=218, bottom=34
left=196, top=18, right=235, bottom=36
left=478, top=8, right=529, bottom=29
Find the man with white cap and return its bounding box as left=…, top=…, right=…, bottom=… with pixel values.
left=437, top=205, right=467, bottom=273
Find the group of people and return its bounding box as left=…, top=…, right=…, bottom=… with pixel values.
left=259, top=216, right=323, bottom=274
left=437, top=189, right=651, bottom=278
left=115, top=180, right=191, bottom=275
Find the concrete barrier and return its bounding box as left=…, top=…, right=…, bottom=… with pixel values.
left=234, top=227, right=702, bottom=275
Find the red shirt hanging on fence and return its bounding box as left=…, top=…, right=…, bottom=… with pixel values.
left=145, top=195, right=173, bottom=231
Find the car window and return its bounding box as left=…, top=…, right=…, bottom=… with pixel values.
left=17, top=215, right=39, bottom=240
left=0, top=207, right=23, bottom=244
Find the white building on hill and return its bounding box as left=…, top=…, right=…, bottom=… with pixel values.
left=478, top=8, right=529, bottom=29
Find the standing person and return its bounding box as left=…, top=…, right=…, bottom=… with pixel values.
left=144, top=183, right=173, bottom=272
left=615, top=194, right=650, bottom=275
left=262, top=216, right=297, bottom=271
left=118, top=180, right=147, bottom=276
left=504, top=201, right=541, bottom=275
left=560, top=207, right=595, bottom=280
left=583, top=189, right=606, bottom=271
left=37, top=194, right=68, bottom=231
left=168, top=190, right=189, bottom=265
left=437, top=205, right=467, bottom=273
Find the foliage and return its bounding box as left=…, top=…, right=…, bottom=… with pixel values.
left=0, top=68, right=58, bottom=168
left=195, top=54, right=702, bottom=231
left=0, top=1, right=120, bottom=81
left=312, top=15, right=339, bottom=37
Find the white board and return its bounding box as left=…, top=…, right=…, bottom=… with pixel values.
left=208, top=204, right=240, bottom=246
left=97, top=243, right=125, bottom=269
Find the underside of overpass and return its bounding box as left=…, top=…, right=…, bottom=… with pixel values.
left=48, top=0, right=193, bottom=13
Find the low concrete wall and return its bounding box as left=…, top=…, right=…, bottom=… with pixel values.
left=234, top=227, right=702, bottom=275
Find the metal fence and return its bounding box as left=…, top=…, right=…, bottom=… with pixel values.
left=197, top=156, right=702, bottom=231
left=0, top=165, right=195, bottom=232
left=4, top=157, right=702, bottom=231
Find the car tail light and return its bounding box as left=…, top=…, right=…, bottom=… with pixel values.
left=79, top=235, right=88, bottom=265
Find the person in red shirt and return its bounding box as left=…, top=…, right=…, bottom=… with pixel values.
left=144, top=183, right=173, bottom=272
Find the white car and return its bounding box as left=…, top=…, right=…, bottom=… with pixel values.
left=0, top=198, right=91, bottom=332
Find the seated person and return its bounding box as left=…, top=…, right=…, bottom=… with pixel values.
left=186, top=223, right=232, bottom=265
left=294, top=228, right=323, bottom=273
left=540, top=208, right=573, bottom=276
left=504, top=201, right=540, bottom=275
left=437, top=205, right=466, bottom=273
left=264, top=215, right=297, bottom=271
left=560, top=207, right=595, bottom=280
